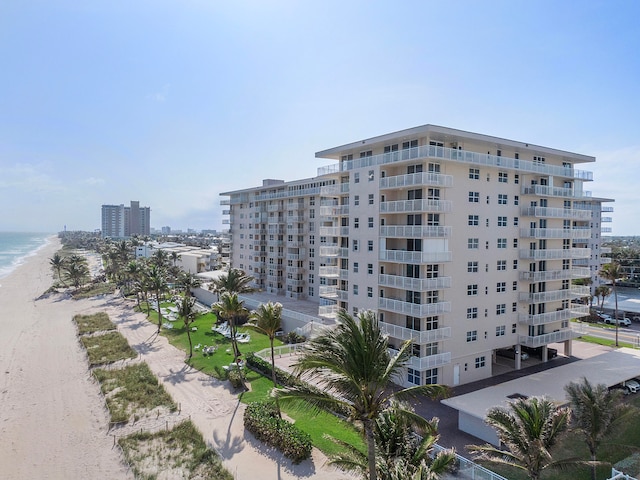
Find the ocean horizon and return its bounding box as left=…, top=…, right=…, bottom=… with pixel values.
left=0, top=232, right=54, bottom=280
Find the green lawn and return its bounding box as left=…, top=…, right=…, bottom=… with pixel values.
left=80, top=331, right=137, bottom=365
left=577, top=335, right=635, bottom=349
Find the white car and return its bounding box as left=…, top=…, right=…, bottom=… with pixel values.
left=624, top=380, right=640, bottom=394
left=602, top=315, right=631, bottom=327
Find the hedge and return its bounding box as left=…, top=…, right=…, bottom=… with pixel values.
left=243, top=401, right=312, bottom=464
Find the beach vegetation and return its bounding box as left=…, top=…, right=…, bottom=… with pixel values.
left=93, top=362, right=177, bottom=424
left=72, top=281, right=116, bottom=299
left=146, top=264, right=169, bottom=334
left=73, top=312, right=115, bottom=334
left=177, top=295, right=198, bottom=360
left=49, top=252, right=67, bottom=286
left=118, top=419, right=232, bottom=480
left=209, top=268, right=256, bottom=299
left=211, top=292, right=249, bottom=368
left=63, top=253, right=90, bottom=288
left=80, top=331, right=137, bottom=365
left=247, top=301, right=282, bottom=388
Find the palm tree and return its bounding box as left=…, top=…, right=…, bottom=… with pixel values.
left=170, top=251, right=181, bottom=267
left=178, top=271, right=201, bottom=297
left=275, top=310, right=448, bottom=480
left=210, top=268, right=256, bottom=299
left=124, top=260, right=143, bottom=297
left=147, top=264, right=169, bottom=333
left=468, top=396, right=573, bottom=480
left=330, top=400, right=456, bottom=480
left=248, top=302, right=282, bottom=387
left=150, top=249, right=170, bottom=269
left=565, top=377, right=631, bottom=480
left=211, top=292, right=249, bottom=364
left=64, top=254, right=90, bottom=288
left=594, top=285, right=611, bottom=311
left=599, top=262, right=626, bottom=346
left=49, top=252, right=67, bottom=286
left=178, top=295, right=198, bottom=360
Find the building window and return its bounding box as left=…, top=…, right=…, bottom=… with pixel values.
left=308, top=274, right=314, bottom=283
left=367, top=287, right=373, bottom=298
left=406, top=315, right=421, bottom=331
left=354, top=218, right=359, bottom=229
left=498, top=216, right=507, bottom=227
left=468, top=261, right=478, bottom=273
left=354, top=195, right=360, bottom=206
left=498, top=194, right=508, bottom=205
left=513, top=259, right=518, bottom=270
left=354, top=172, right=360, bottom=183
left=309, top=248, right=314, bottom=258
left=468, top=191, right=480, bottom=203
left=513, top=281, right=518, bottom=291
left=467, top=284, right=478, bottom=296
left=513, top=217, right=519, bottom=226
left=407, top=368, right=421, bottom=385
left=496, top=304, right=506, bottom=315
left=368, top=194, right=374, bottom=205
left=353, top=240, right=358, bottom=251
left=498, top=172, right=508, bottom=183
left=353, top=262, right=359, bottom=273
left=497, top=260, right=506, bottom=271
left=368, top=217, right=374, bottom=228
left=467, top=307, right=478, bottom=319
left=308, top=286, right=314, bottom=296
left=424, top=368, right=438, bottom=385
left=514, top=195, right=519, bottom=206
left=468, top=215, right=479, bottom=226
left=353, top=284, right=358, bottom=295
left=498, top=238, right=507, bottom=249
left=468, top=238, right=479, bottom=249
left=513, top=238, right=518, bottom=248
left=496, top=325, right=506, bottom=336
left=467, top=330, right=478, bottom=342
left=469, top=168, right=480, bottom=180
left=512, top=302, right=517, bottom=313
left=512, top=323, right=517, bottom=333
left=475, top=356, right=486, bottom=368
left=368, top=240, right=374, bottom=252
left=368, top=263, right=373, bottom=274
left=497, top=282, right=506, bottom=293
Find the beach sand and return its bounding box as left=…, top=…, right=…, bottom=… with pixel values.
left=0, top=238, right=346, bottom=480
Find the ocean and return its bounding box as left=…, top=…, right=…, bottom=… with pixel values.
left=0, top=232, right=53, bottom=280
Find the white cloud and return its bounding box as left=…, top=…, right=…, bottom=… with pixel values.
left=80, top=176, right=105, bottom=185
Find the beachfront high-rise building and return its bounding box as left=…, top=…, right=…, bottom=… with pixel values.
left=101, top=201, right=151, bottom=238
left=221, top=125, right=613, bottom=388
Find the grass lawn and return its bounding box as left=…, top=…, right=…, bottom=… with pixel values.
left=80, top=331, right=137, bottom=365
left=577, top=335, right=635, bottom=349
left=73, top=312, right=115, bottom=335
left=93, top=362, right=177, bottom=423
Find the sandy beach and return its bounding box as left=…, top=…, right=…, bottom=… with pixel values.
left=0, top=237, right=346, bottom=480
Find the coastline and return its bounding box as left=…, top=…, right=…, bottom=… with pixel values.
left=0, top=232, right=55, bottom=281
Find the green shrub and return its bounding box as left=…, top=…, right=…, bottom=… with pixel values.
left=244, top=401, right=312, bottom=464
left=227, top=368, right=244, bottom=390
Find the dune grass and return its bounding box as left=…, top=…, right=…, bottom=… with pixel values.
left=80, top=331, right=137, bottom=365
left=93, top=362, right=177, bottom=424
left=73, top=312, right=115, bottom=335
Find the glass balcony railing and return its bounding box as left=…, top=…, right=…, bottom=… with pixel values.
left=379, top=172, right=453, bottom=189
left=378, top=298, right=451, bottom=317
left=380, top=321, right=452, bottom=344
left=518, top=329, right=581, bottom=347
left=380, top=249, right=452, bottom=263
left=380, top=199, right=452, bottom=214
left=378, top=274, right=452, bottom=291
left=518, top=305, right=590, bottom=326
left=379, top=225, right=452, bottom=238
left=519, top=206, right=593, bottom=220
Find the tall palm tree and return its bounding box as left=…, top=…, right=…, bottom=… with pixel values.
left=147, top=264, right=169, bottom=333
left=211, top=292, right=249, bottom=364
left=124, top=260, right=143, bottom=297
left=178, top=295, right=198, bottom=360
left=565, top=377, right=631, bottom=480
left=210, top=268, right=256, bottom=299
left=468, top=396, right=573, bottom=480
left=49, top=252, right=67, bottom=286
left=330, top=400, right=456, bottom=480
left=170, top=251, right=181, bottom=267
left=599, top=262, right=626, bottom=346
left=178, top=271, right=202, bottom=297
left=275, top=310, right=448, bottom=480
left=64, top=254, right=90, bottom=288
left=150, top=249, right=170, bottom=269
left=248, top=302, right=282, bottom=387
left=594, top=285, right=611, bottom=311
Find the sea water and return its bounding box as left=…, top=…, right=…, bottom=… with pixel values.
left=0, top=232, right=53, bottom=280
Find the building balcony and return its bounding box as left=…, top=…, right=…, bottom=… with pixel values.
left=222, top=209, right=231, bottom=215
left=286, top=252, right=305, bottom=260
left=519, top=267, right=591, bottom=281
left=518, top=305, right=590, bottom=326
left=379, top=172, right=453, bottom=190
left=521, top=185, right=592, bottom=199
left=319, top=304, right=338, bottom=320
left=319, top=266, right=339, bottom=278
left=601, top=216, right=612, bottom=223
left=600, top=247, right=612, bottom=254
left=320, top=184, right=349, bottom=196
left=519, top=248, right=590, bottom=260
left=319, top=226, right=350, bottom=237
left=266, top=239, right=283, bottom=246
left=266, top=286, right=285, bottom=295
left=380, top=321, right=452, bottom=344
left=519, top=206, right=592, bottom=220
left=286, top=265, right=305, bottom=274
left=267, top=204, right=281, bottom=212
left=222, top=219, right=230, bottom=225
left=286, top=215, right=306, bottom=222
left=378, top=298, right=451, bottom=317
left=600, top=257, right=612, bottom=264
left=319, top=285, right=338, bottom=299
left=220, top=199, right=230, bottom=206
left=519, top=227, right=591, bottom=239
left=267, top=217, right=285, bottom=225
left=518, top=286, right=590, bottom=304
left=266, top=275, right=282, bottom=283
left=380, top=249, right=452, bottom=263
left=380, top=199, right=452, bottom=214
left=286, top=278, right=305, bottom=287
left=378, top=274, right=452, bottom=291
left=388, top=348, right=452, bottom=371
left=601, top=206, right=614, bottom=213
left=319, top=246, right=349, bottom=258
left=518, top=329, right=581, bottom=348
left=252, top=239, right=266, bottom=247
left=379, top=225, right=452, bottom=238
left=319, top=205, right=349, bottom=217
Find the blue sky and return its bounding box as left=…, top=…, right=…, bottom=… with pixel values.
left=1, top=0, right=639, bottom=234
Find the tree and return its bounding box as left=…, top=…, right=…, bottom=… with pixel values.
left=248, top=302, right=283, bottom=387
left=594, top=285, right=611, bottom=311
left=178, top=295, right=198, bottom=360
left=150, top=249, right=170, bottom=269
left=210, top=268, right=256, bottom=299
left=565, top=377, right=631, bottom=480
left=330, top=400, right=456, bottom=480
left=147, top=264, right=169, bottom=333
left=49, top=252, right=67, bottom=286
left=599, top=262, right=626, bottom=346
left=211, top=292, right=249, bottom=364
left=170, top=251, right=181, bottom=267
left=468, top=396, right=573, bottom=480
left=124, top=260, right=143, bottom=297
left=275, top=310, right=448, bottom=480
left=64, top=254, right=90, bottom=288
left=178, top=271, right=201, bottom=297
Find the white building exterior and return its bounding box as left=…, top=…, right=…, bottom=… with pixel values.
left=221, top=124, right=613, bottom=388
left=136, top=242, right=218, bottom=273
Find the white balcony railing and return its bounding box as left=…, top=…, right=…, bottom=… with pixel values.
left=380, top=321, right=452, bottom=344
left=519, top=267, right=591, bottom=281
left=379, top=225, right=452, bottom=238
left=319, top=266, right=339, bottom=277
left=378, top=274, right=452, bottom=291
left=378, top=298, right=451, bottom=317
left=519, top=227, right=592, bottom=239
left=519, top=329, right=581, bottom=347
left=379, top=172, right=453, bottom=190
left=380, top=249, right=452, bottom=263
left=518, top=305, right=590, bottom=326
left=521, top=185, right=592, bottom=199
left=380, top=199, right=452, bottom=213
left=518, top=286, right=590, bottom=304
left=519, top=248, right=590, bottom=260
left=519, top=206, right=593, bottom=220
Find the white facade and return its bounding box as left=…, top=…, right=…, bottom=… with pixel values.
left=221, top=125, right=613, bottom=388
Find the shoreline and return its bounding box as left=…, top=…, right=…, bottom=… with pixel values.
left=0, top=232, right=56, bottom=281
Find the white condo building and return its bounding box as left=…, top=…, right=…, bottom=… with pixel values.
left=221, top=125, right=613, bottom=388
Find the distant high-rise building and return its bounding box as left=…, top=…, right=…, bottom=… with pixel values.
left=101, top=201, right=151, bottom=238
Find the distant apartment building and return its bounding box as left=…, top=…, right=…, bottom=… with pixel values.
left=221, top=125, right=613, bottom=388
left=101, top=200, right=151, bottom=238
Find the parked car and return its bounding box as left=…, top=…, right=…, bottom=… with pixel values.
left=521, top=345, right=558, bottom=359
left=496, top=348, right=529, bottom=361
left=632, top=315, right=640, bottom=323
left=603, top=316, right=631, bottom=327
left=624, top=380, right=640, bottom=394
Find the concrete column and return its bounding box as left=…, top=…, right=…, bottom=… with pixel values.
left=564, top=339, right=573, bottom=357
left=542, top=345, right=548, bottom=362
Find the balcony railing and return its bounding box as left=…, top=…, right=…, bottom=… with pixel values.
left=600, top=247, right=612, bottom=254
left=519, top=227, right=592, bottom=239
left=519, top=248, right=590, bottom=260
left=378, top=298, right=451, bottom=317
left=519, top=267, right=591, bottom=281
left=320, top=183, right=349, bottom=196
left=319, top=205, right=350, bottom=217
left=319, top=266, right=339, bottom=277
left=379, top=172, right=453, bottom=190
left=380, top=249, right=452, bottom=263
left=380, top=199, right=452, bottom=213
left=317, top=144, right=592, bottom=181
left=519, top=206, right=593, bottom=220
left=519, top=329, right=581, bottom=347
left=318, top=226, right=350, bottom=237
left=379, top=225, right=452, bottom=238
left=518, top=286, right=590, bottom=304
left=319, top=304, right=338, bottom=319
left=380, top=321, right=452, bottom=344
left=378, top=274, right=452, bottom=291
left=387, top=350, right=452, bottom=371
left=319, top=246, right=349, bottom=258
left=518, top=305, right=590, bottom=326
left=521, top=185, right=592, bottom=199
